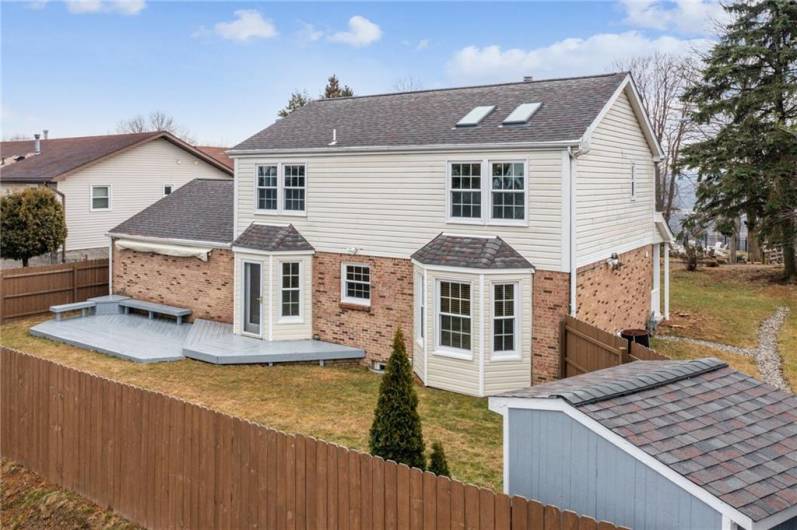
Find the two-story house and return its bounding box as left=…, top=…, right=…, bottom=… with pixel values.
left=109, top=72, right=673, bottom=396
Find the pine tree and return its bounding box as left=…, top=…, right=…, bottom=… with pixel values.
left=369, top=328, right=425, bottom=469
left=428, top=441, right=450, bottom=477
left=278, top=91, right=311, bottom=118
left=682, top=0, right=797, bottom=279
left=322, top=74, right=354, bottom=99
left=0, top=187, right=67, bottom=267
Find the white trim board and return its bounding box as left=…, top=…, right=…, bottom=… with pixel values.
left=412, top=259, right=535, bottom=276
left=489, top=397, right=759, bottom=530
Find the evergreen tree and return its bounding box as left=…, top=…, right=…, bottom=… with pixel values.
left=369, top=328, right=425, bottom=469
left=0, top=187, right=67, bottom=267
left=428, top=441, right=450, bottom=477
left=322, top=74, right=354, bottom=99
left=682, top=0, right=797, bottom=279
left=278, top=90, right=311, bottom=118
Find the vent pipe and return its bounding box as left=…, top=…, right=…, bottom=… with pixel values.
left=523, top=75, right=534, bottom=82
left=329, top=128, right=337, bottom=146
left=43, top=129, right=49, bottom=140
left=34, top=133, right=41, bottom=154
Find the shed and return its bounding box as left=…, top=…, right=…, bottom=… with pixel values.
left=489, top=359, right=797, bottom=530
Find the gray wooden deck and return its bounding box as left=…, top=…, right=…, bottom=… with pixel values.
left=183, top=319, right=365, bottom=364
left=30, top=313, right=189, bottom=363
left=29, top=314, right=365, bottom=365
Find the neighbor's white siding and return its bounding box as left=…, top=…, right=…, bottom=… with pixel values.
left=234, top=149, right=564, bottom=271
left=575, top=90, right=656, bottom=267
left=0, top=182, right=42, bottom=195
left=57, top=138, right=229, bottom=251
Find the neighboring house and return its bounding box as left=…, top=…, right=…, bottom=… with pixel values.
left=489, top=359, right=797, bottom=530
left=109, top=72, right=674, bottom=396
left=0, top=131, right=232, bottom=254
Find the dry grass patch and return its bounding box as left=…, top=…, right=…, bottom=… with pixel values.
left=0, top=316, right=503, bottom=490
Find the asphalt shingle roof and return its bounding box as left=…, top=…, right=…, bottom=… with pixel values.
left=499, top=360, right=797, bottom=522
left=412, top=233, right=533, bottom=270
left=109, top=179, right=233, bottom=244
left=233, top=223, right=314, bottom=253
left=0, top=132, right=233, bottom=183
left=233, top=73, right=627, bottom=151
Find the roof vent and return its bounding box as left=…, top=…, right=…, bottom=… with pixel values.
left=502, top=102, right=542, bottom=125
left=329, top=128, right=337, bottom=146
left=456, top=105, right=495, bottom=127
left=34, top=133, right=41, bottom=154
left=523, top=75, right=534, bottom=82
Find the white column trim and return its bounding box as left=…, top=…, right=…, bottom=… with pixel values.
left=664, top=247, right=670, bottom=320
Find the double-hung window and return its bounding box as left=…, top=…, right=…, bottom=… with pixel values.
left=281, top=262, right=301, bottom=318
left=491, top=162, right=525, bottom=221
left=91, top=185, right=110, bottom=210
left=493, top=283, right=518, bottom=357
left=438, top=281, right=471, bottom=353
left=257, top=165, right=278, bottom=210
left=450, top=162, right=482, bottom=219
left=342, top=264, right=371, bottom=306
left=283, top=164, right=306, bottom=211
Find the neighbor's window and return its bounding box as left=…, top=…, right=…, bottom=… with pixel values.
left=283, top=164, right=306, bottom=211
left=281, top=262, right=301, bottom=318
left=257, top=165, right=278, bottom=210
left=91, top=185, right=110, bottom=210
left=342, top=264, right=371, bottom=305
left=493, top=283, right=517, bottom=355
left=450, top=162, right=482, bottom=219
left=439, top=281, right=471, bottom=351
left=491, top=162, right=525, bottom=220
left=163, top=184, right=173, bottom=196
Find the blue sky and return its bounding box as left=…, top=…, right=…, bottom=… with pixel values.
left=1, top=1, right=723, bottom=146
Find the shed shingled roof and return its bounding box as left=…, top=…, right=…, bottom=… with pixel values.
left=232, top=73, right=628, bottom=151
left=109, top=179, right=233, bottom=244
left=233, top=223, right=314, bottom=253
left=412, top=234, right=533, bottom=270
left=498, top=360, right=797, bottom=522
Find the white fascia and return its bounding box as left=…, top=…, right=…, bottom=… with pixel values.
left=411, top=259, right=535, bottom=276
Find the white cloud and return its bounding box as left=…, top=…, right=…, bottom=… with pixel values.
left=297, top=21, right=324, bottom=43
left=447, top=32, right=712, bottom=84
left=620, top=0, right=730, bottom=35
left=416, top=39, right=430, bottom=51
left=328, top=16, right=382, bottom=47
left=214, top=10, right=278, bottom=42
left=65, top=0, right=145, bottom=15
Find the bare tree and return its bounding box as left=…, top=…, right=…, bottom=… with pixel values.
left=117, top=111, right=194, bottom=143
left=392, top=76, right=424, bottom=92
left=615, top=53, right=698, bottom=223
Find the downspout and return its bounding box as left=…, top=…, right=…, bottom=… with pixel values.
left=568, top=142, right=589, bottom=316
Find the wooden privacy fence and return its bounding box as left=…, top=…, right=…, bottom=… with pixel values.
left=0, top=259, right=109, bottom=322
left=0, top=347, right=626, bottom=530
left=561, top=316, right=670, bottom=378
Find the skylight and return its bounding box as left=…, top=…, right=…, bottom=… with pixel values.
left=503, top=102, right=542, bottom=125
left=456, top=105, right=495, bottom=127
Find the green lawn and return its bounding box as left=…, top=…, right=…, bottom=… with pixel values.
left=653, top=263, right=796, bottom=389
left=0, top=317, right=503, bottom=490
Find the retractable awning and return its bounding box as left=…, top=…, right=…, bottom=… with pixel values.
left=115, top=239, right=212, bottom=261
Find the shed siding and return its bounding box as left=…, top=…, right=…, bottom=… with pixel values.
left=234, top=149, right=564, bottom=271
left=57, top=138, right=230, bottom=251
left=507, top=408, right=722, bottom=530
left=575, top=90, right=656, bottom=266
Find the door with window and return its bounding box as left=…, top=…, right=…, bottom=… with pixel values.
left=243, top=261, right=263, bottom=336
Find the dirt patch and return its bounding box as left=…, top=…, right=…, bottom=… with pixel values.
left=0, top=460, right=139, bottom=530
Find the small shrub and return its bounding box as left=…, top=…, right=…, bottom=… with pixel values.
left=369, top=328, right=425, bottom=469
left=428, top=441, right=450, bottom=477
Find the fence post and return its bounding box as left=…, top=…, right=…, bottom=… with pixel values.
left=72, top=263, right=78, bottom=302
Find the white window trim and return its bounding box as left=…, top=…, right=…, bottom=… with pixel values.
left=277, top=259, right=303, bottom=324
left=491, top=280, right=521, bottom=361
left=340, top=262, right=371, bottom=307
left=240, top=258, right=265, bottom=339
left=444, top=159, right=528, bottom=227
left=414, top=271, right=425, bottom=346
left=90, top=185, right=111, bottom=212
left=163, top=184, right=174, bottom=196
left=433, top=278, right=474, bottom=360
left=253, top=162, right=308, bottom=217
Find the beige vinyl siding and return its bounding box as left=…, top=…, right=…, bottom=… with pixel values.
left=483, top=273, right=532, bottom=395
left=575, top=90, right=656, bottom=266
left=57, top=138, right=229, bottom=251
left=423, top=269, right=481, bottom=396
left=234, top=149, right=564, bottom=271
left=271, top=255, right=313, bottom=341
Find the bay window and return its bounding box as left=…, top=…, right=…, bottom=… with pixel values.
left=438, top=281, right=471, bottom=352
left=493, top=283, right=518, bottom=357
left=281, top=262, right=301, bottom=319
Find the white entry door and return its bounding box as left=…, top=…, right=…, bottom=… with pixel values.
left=243, top=261, right=263, bottom=336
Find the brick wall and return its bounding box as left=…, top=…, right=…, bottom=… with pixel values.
left=313, top=252, right=414, bottom=363
left=531, top=270, right=570, bottom=383
left=112, top=246, right=234, bottom=323
left=576, top=245, right=652, bottom=333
